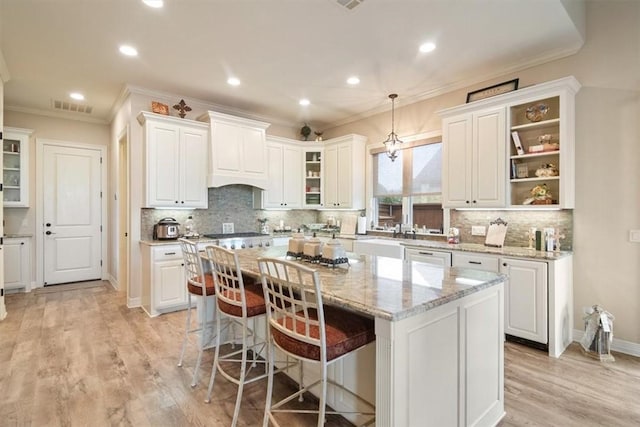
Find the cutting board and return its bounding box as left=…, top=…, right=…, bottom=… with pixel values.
left=340, top=215, right=357, bottom=236
left=485, top=218, right=508, bottom=247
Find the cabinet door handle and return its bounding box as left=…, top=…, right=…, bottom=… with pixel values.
left=165, top=252, right=176, bottom=255
left=419, top=252, right=434, bottom=256
left=469, top=260, right=482, bottom=265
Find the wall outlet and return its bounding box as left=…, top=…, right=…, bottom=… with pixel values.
left=630, top=229, right=640, bottom=243
left=471, top=226, right=486, bottom=236
left=222, top=223, right=234, bottom=234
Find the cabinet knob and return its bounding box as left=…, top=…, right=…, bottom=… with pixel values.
left=175, top=201, right=179, bottom=204
left=503, top=262, right=507, bottom=267
left=181, top=201, right=184, bottom=204
left=465, top=200, right=470, bottom=204
left=20, top=242, right=24, bottom=245
left=472, top=200, right=477, bottom=204
left=46, top=223, right=52, bottom=227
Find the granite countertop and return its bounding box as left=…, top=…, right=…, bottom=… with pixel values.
left=400, top=240, right=572, bottom=261
left=230, top=246, right=505, bottom=322
left=139, top=237, right=218, bottom=246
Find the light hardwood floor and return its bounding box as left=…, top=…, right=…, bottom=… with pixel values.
left=1, top=281, right=638, bottom=426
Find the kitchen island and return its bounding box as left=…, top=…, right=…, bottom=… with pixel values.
left=233, top=246, right=507, bottom=427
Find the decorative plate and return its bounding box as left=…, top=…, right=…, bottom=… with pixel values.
left=525, top=103, right=549, bottom=122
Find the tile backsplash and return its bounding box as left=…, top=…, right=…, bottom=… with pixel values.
left=450, top=209, right=573, bottom=250
left=140, top=185, right=363, bottom=240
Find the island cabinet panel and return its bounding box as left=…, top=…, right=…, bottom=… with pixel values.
left=376, top=283, right=504, bottom=427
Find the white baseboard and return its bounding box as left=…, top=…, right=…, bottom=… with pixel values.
left=128, top=297, right=141, bottom=308
left=573, top=329, right=640, bottom=357
left=107, top=274, right=119, bottom=291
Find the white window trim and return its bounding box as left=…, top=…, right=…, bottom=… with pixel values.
left=366, top=131, right=449, bottom=235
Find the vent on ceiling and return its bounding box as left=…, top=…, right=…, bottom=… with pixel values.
left=52, top=99, right=93, bottom=114
left=336, top=0, right=364, bottom=10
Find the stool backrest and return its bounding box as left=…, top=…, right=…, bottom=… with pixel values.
left=205, top=245, right=247, bottom=317
left=179, top=238, right=210, bottom=296
left=257, top=258, right=326, bottom=360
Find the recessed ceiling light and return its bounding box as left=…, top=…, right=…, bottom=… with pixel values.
left=142, top=0, right=163, bottom=8
left=419, top=42, right=436, bottom=53
left=299, top=99, right=310, bottom=106
left=119, top=45, right=138, bottom=57
left=69, top=92, right=85, bottom=101
left=347, top=76, right=360, bottom=85
left=227, top=77, right=241, bottom=86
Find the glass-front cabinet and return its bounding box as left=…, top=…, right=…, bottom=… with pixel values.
left=3, top=127, right=32, bottom=207
left=303, top=147, right=323, bottom=208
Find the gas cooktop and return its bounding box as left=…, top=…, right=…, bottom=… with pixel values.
left=202, top=232, right=266, bottom=239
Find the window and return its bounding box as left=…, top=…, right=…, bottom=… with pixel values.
left=373, top=139, right=446, bottom=233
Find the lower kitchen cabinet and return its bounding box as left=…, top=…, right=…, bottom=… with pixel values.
left=141, top=244, right=187, bottom=317
left=500, top=257, right=548, bottom=346
left=444, top=249, right=572, bottom=357
left=3, top=237, right=31, bottom=291
left=405, top=247, right=451, bottom=267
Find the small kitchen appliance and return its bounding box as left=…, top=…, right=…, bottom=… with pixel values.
left=153, top=217, right=180, bottom=240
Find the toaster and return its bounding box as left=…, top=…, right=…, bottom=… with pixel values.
left=153, top=217, right=180, bottom=240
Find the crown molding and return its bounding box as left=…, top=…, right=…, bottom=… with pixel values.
left=4, top=104, right=109, bottom=125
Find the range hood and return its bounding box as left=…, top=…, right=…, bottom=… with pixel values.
left=199, top=110, right=270, bottom=190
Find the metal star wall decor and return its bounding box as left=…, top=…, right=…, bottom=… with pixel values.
left=173, top=99, right=192, bottom=118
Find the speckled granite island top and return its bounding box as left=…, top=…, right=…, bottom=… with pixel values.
left=231, top=246, right=505, bottom=322
left=400, top=240, right=572, bottom=260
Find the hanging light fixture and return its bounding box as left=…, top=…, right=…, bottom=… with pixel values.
left=382, top=93, right=402, bottom=161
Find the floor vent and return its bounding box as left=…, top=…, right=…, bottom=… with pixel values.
left=52, top=99, right=93, bottom=114
left=336, top=0, right=364, bottom=10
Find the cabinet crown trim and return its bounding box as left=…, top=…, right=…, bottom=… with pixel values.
left=137, top=111, right=209, bottom=129
left=437, top=76, right=581, bottom=118
left=198, top=110, right=270, bottom=130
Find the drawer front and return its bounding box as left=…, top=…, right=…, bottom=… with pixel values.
left=153, top=245, right=182, bottom=261
left=452, top=253, right=499, bottom=272
left=405, top=248, right=452, bottom=267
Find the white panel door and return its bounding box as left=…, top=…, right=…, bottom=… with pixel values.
left=242, top=126, right=267, bottom=176
left=212, top=121, right=242, bottom=173
left=147, top=122, right=180, bottom=207
left=179, top=126, right=208, bottom=207
left=264, top=142, right=284, bottom=207
left=501, top=257, right=548, bottom=344
left=323, top=144, right=338, bottom=207
left=282, top=144, right=302, bottom=208
left=442, top=114, right=472, bottom=207
left=43, top=145, right=102, bottom=285
left=472, top=107, right=506, bottom=207
left=336, top=143, right=353, bottom=208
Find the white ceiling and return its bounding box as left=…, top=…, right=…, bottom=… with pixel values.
left=0, top=0, right=585, bottom=128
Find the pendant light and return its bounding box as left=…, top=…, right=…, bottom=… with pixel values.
left=382, top=93, right=402, bottom=161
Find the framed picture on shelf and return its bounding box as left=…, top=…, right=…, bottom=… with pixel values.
left=466, top=78, right=519, bottom=103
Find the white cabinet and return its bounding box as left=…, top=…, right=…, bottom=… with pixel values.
left=3, top=237, right=31, bottom=291
left=500, top=257, right=548, bottom=345
left=303, top=147, right=323, bottom=208
left=507, top=77, right=580, bottom=208
left=200, top=111, right=270, bottom=189
left=141, top=244, right=187, bottom=317
left=452, top=252, right=500, bottom=272
left=439, top=76, right=580, bottom=210
left=405, top=247, right=451, bottom=267
left=441, top=107, right=506, bottom=208
left=322, top=134, right=366, bottom=209
left=261, top=137, right=303, bottom=208
left=138, top=112, right=209, bottom=209
left=3, top=127, right=32, bottom=207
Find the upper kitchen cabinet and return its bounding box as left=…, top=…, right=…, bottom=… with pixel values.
left=138, top=112, right=209, bottom=209
left=256, top=136, right=303, bottom=209
left=322, top=134, right=366, bottom=209
left=199, top=111, right=270, bottom=189
left=3, top=127, right=32, bottom=207
left=439, top=76, right=580, bottom=209
left=441, top=107, right=506, bottom=208
left=506, top=77, right=580, bottom=208
left=303, top=146, right=323, bottom=208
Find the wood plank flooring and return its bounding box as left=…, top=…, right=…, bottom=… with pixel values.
left=1, top=282, right=638, bottom=426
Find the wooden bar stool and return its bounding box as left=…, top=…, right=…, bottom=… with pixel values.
left=204, top=244, right=270, bottom=427
left=177, top=238, right=216, bottom=387
left=257, top=257, right=376, bottom=427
